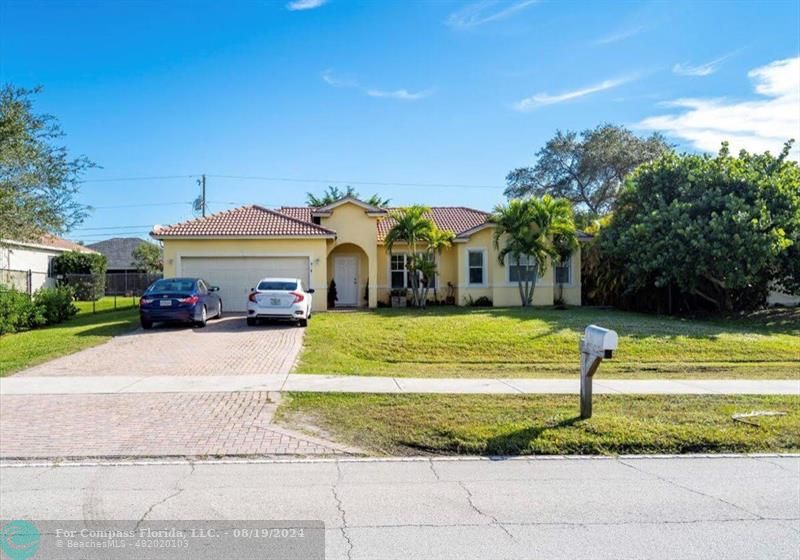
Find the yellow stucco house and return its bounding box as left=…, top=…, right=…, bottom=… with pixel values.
left=151, top=197, right=586, bottom=312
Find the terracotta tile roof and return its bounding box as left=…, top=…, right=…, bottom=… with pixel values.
left=376, top=207, right=490, bottom=241
left=278, top=206, right=491, bottom=241
left=151, top=205, right=336, bottom=238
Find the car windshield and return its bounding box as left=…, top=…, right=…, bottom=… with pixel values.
left=147, top=279, right=196, bottom=294
left=257, top=281, right=298, bottom=291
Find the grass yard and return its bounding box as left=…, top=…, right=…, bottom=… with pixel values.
left=75, top=296, right=139, bottom=315
left=295, top=307, right=800, bottom=379
left=0, top=308, right=139, bottom=376
left=276, top=392, right=800, bottom=456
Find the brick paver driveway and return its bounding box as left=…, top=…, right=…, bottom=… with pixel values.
left=20, top=315, right=305, bottom=376
left=0, top=392, right=359, bottom=459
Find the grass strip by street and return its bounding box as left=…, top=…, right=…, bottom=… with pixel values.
left=75, top=296, right=139, bottom=315
left=0, top=308, right=139, bottom=376
left=276, top=392, right=800, bottom=456
left=295, top=307, right=800, bottom=379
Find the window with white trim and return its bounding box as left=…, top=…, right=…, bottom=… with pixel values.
left=508, top=254, right=538, bottom=283
left=390, top=254, right=407, bottom=289
left=555, top=255, right=571, bottom=285
left=392, top=253, right=436, bottom=289
left=467, top=250, right=485, bottom=285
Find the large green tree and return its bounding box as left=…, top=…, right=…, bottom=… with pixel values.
left=489, top=196, right=577, bottom=306
left=600, top=143, right=800, bottom=311
left=505, top=124, right=670, bottom=221
left=305, top=185, right=390, bottom=208
left=0, top=85, right=94, bottom=243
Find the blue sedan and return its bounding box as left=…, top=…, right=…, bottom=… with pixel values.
left=139, top=278, right=222, bottom=329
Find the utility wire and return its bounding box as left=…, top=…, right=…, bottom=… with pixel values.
left=72, top=224, right=155, bottom=231
left=77, top=173, right=505, bottom=190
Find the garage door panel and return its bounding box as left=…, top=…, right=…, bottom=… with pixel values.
left=180, top=257, right=309, bottom=312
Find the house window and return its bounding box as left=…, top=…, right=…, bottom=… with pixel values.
left=467, top=250, right=485, bottom=285
left=555, top=256, right=571, bottom=285
left=508, top=254, right=538, bottom=283
left=47, top=256, right=55, bottom=278
left=391, top=254, right=407, bottom=289
left=391, top=254, right=436, bottom=289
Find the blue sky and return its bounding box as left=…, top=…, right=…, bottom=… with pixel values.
left=2, top=0, right=798, bottom=243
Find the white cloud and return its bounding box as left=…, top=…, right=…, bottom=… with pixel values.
left=286, top=0, right=326, bottom=11
left=513, top=76, right=633, bottom=111
left=446, top=0, right=539, bottom=29
left=365, top=88, right=435, bottom=101
left=673, top=54, right=733, bottom=77
left=638, top=56, right=800, bottom=160
left=593, top=26, right=645, bottom=46
left=321, top=70, right=434, bottom=102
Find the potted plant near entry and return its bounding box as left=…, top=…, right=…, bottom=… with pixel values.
left=328, top=279, right=338, bottom=309
left=390, top=289, right=407, bottom=308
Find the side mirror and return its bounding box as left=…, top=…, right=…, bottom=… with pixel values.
left=209, top=286, right=220, bottom=292
left=307, top=288, right=316, bottom=294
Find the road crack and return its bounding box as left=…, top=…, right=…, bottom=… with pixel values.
left=134, top=461, right=195, bottom=533
left=458, top=481, right=515, bottom=540
left=333, top=461, right=354, bottom=560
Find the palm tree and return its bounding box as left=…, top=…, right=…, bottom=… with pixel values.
left=384, top=205, right=434, bottom=307
left=424, top=226, right=455, bottom=303
left=489, top=195, right=577, bottom=306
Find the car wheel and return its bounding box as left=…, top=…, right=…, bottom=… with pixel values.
left=141, top=319, right=153, bottom=330
left=195, top=305, right=208, bottom=328
left=246, top=317, right=257, bottom=327
left=298, top=318, right=308, bottom=327
left=217, top=301, right=223, bottom=319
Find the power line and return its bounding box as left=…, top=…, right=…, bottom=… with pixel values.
left=72, top=224, right=154, bottom=231
left=207, top=174, right=505, bottom=190
left=77, top=173, right=505, bottom=190
left=79, top=175, right=199, bottom=183
left=91, top=202, right=192, bottom=209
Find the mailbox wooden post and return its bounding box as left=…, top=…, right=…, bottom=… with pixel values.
left=579, top=325, right=618, bottom=419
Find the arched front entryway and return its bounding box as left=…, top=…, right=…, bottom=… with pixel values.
left=327, top=243, right=370, bottom=308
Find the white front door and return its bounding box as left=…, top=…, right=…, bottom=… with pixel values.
left=334, top=256, right=358, bottom=306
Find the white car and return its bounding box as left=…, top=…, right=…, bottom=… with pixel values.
left=246, top=277, right=314, bottom=327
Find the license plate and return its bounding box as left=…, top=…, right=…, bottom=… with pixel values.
left=159, top=300, right=172, bottom=307
left=269, top=298, right=281, bottom=306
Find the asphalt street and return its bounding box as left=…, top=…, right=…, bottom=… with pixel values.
left=1, top=455, right=798, bottom=559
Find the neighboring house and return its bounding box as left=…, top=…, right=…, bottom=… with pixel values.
left=0, top=235, right=97, bottom=293
left=86, top=237, right=149, bottom=273
left=151, top=196, right=588, bottom=312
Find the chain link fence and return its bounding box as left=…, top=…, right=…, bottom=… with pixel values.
left=1, top=269, right=162, bottom=311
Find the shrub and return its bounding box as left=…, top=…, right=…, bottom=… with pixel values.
left=464, top=295, right=493, bottom=307
left=0, top=286, right=45, bottom=334
left=34, top=285, right=77, bottom=324
left=52, top=251, right=107, bottom=300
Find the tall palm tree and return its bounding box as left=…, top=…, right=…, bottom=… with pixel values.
left=424, top=226, right=455, bottom=302
left=305, top=185, right=390, bottom=208
left=384, top=205, right=434, bottom=307
left=489, top=195, right=577, bottom=306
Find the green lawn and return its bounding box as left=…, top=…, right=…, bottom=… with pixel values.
left=75, top=296, right=139, bottom=315
left=276, top=392, right=800, bottom=456
left=295, top=307, right=800, bottom=379
left=0, top=309, right=139, bottom=376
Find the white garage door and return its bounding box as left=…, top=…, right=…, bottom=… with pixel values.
left=180, top=257, right=310, bottom=312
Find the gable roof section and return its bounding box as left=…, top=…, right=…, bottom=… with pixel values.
left=376, top=207, right=490, bottom=241
left=151, top=205, right=336, bottom=239
left=86, top=237, right=149, bottom=269
left=312, top=196, right=388, bottom=216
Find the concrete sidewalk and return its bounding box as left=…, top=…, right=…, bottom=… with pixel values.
left=1, top=373, right=798, bottom=395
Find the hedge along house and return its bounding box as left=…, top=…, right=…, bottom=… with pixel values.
left=151, top=197, right=586, bottom=312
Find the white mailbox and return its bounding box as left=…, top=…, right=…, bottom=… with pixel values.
left=579, top=324, right=619, bottom=419
left=582, top=325, right=618, bottom=358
